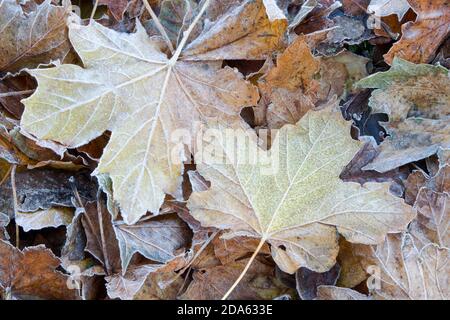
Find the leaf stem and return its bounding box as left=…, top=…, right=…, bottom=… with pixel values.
left=90, top=0, right=99, bottom=21
left=142, top=0, right=175, bottom=53
left=221, top=237, right=266, bottom=300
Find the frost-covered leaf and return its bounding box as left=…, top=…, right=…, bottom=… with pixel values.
left=21, top=16, right=260, bottom=224
left=368, top=0, right=410, bottom=20
left=384, top=0, right=450, bottom=64
left=0, top=0, right=72, bottom=74
left=114, top=213, right=192, bottom=272
left=0, top=240, right=79, bottom=299
left=358, top=58, right=450, bottom=172
left=188, top=108, right=414, bottom=273
left=16, top=207, right=73, bottom=232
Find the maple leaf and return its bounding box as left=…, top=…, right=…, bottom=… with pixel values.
left=0, top=0, right=72, bottom=75
left=384, top=0, right=450, bottom=65
left=357, top=58, right=450, bottom=173
left=188, top=108, right=414, bottom=298
left=19, top=0, right=288, bottom=224
left=0, top=240, right=79, bottom=299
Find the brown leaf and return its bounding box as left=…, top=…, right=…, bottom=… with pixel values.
left=114, top=213, right=192, bottom=272
left=316, top=285, right=370, bottom=300
left=0, top=240, right=79, bottom=299
left=0, top=0, right=72, bottom=74
left=384, top=0, right=450, bottom=64
left=180, top=258, right=293, bottom=300
left=81, top=197, right=121, bottom=274
left=295, top=263, right=340, bottom=300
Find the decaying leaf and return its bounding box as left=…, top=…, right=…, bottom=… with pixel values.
left=180, top=258, right=293, bottom=300
left=0, top=0, right=72, bottom=75
left=405, top=164, right=449, bottom=248
left=0, top=168, right=96, bottom=217
left=0, top=240, right=79, bottom=299
left=358, top=58, right=450, bottom=173
left=16, top=207, right=73, bottom=232
left=384, top=0, right=450, bottom=64
left=316, top=285, right=370, bottom=300
left=188, top=108, right=414, bottom=274
left=114, top=213, right=192, bottom=272
left=358, top=230, right=449, bottom=300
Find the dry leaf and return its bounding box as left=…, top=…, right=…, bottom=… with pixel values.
left=358, top=58, right=450, bottom=173
left=0, top=0, right=71, bottom=74
left=188, top=108, right=414, bottom=274
left=21, top=15, right=260, bottom=224
left=0, top=240, right=79, bottom=299
left=384, top=0, right=450, bottom=64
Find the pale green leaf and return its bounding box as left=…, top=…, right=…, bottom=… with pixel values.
left=188, top=109, right=415, bottom=273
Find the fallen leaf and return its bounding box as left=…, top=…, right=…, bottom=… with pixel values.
left=114, top=213, right=192, bottom=272
left=357, top=230, right=449, bottom=300
left=368, top=0, right=410, bottom=20
left=358, top=58, right=450, bottom=173
left=188, top=108, right=414, bottom=274
left=0, top=240, right=79, bottom=299
left=296, top=263, right=340, bottom=300
left=405, top=165, right=449, bottom=248
left=16, top=206, right=73, bottom=232
left=21, top=13, right=260, bottom=224
left=180, top=258, right=293, bottom=300
left=0, top=0, right=72, bottom=75
left=81, top=197, right=121, bottom=274
left=384, top=0, right=450, bottom=64
left=0, top=168, right=96, bottom=217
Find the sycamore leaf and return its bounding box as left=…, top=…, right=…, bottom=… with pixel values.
left=188, top=109, right=414, bottom=274
left=384, top=0, right=450, bottom=65
left=0, top=0, right=72, bottom=74
left=20, top=1, right=275, bottom=223
left=182, top=0, right=287, bottom=60
left=0, top=240, right=79, bottom=299
left=368, top=0, right=410, bottom=20
left=357, top=58, right=450, bottom=173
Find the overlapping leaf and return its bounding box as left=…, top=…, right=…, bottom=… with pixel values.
left=188, top=108, right=414, bottom=274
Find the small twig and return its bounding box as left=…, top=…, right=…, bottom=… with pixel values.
left=142, top=0, right=175, bottom=53
left=90, top=0, right=99, bottom=21
left=221, top=237, right=266, bottom=300
left=10, top=165, right=19, bottom=248
left=0, top=90, right=35, bottom=98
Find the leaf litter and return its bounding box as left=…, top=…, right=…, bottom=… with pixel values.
left=0, top=0, right=448, bottom=300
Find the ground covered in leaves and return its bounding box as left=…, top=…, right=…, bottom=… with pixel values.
left=0, top=0, right=449, bottom=300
